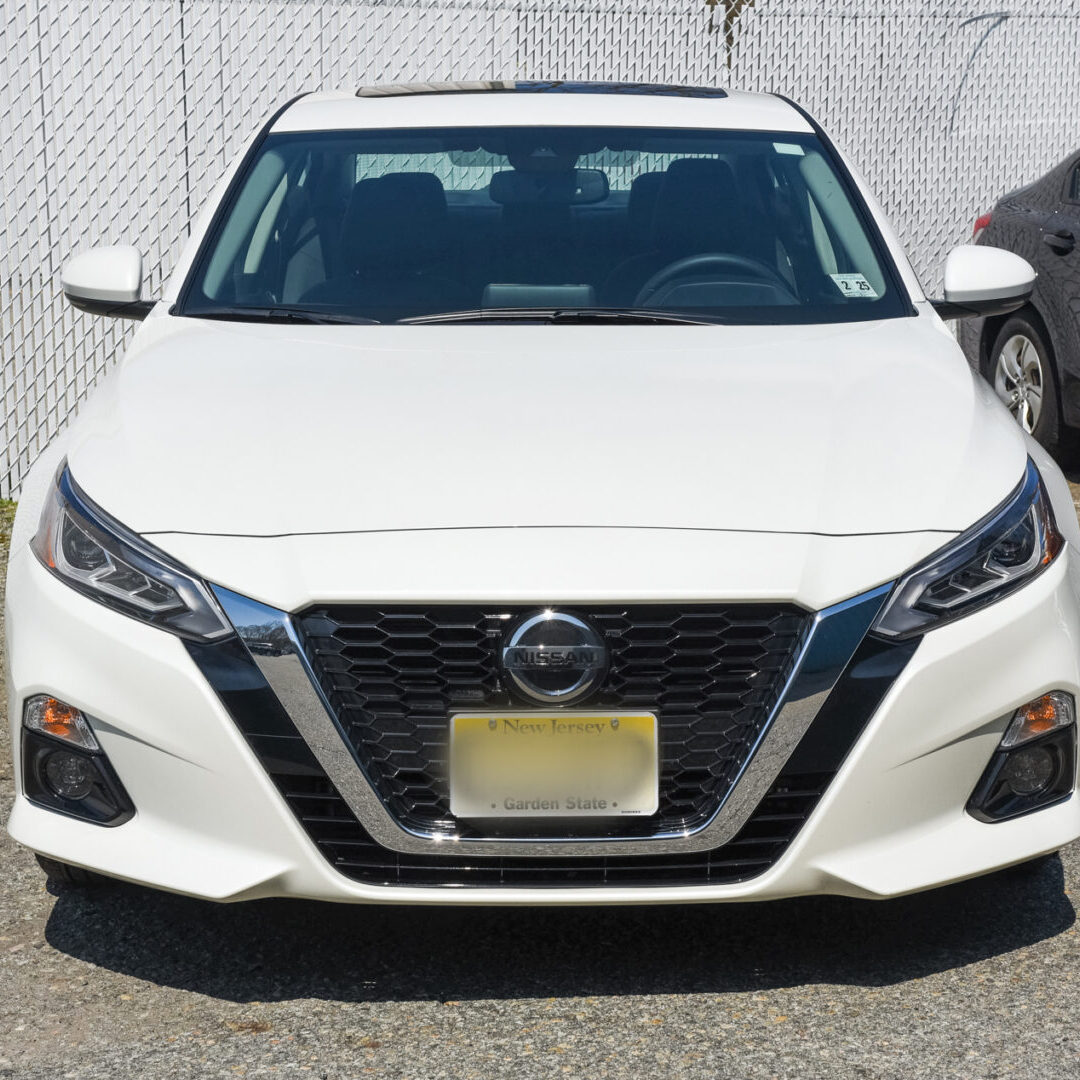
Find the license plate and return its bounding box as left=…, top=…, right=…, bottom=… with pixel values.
left=449, top=712, right=658, bottom=818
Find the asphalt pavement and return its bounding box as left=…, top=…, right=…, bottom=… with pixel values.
left=3, top=497, right=1080, bottom=1079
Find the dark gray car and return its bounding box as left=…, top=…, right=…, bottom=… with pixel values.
left=959, top=150, right=1080, bottom=457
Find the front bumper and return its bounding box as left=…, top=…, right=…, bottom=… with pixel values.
left=6, top=543, right=1080, bottom=904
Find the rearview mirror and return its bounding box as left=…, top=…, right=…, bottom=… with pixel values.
left=930, top=245, right=1035, bottom=320
left=488, top=167, right=610, bottom=206
left=570, top=168, right=609, bottom=204
left=61, top=245, right=154, bottom=319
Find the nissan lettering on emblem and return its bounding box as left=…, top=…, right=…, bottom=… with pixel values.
left=500, top=610, right=608, bottom=704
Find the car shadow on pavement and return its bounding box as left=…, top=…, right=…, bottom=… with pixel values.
left=42, top=856, right=1074, bottom=1003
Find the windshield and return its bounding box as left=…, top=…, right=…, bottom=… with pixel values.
left=180, top=125, right=909, bottom=325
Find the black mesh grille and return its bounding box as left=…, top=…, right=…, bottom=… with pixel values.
left=273, top=769, right=830, bottom=888
left=294, top=604, right=810, bottom=839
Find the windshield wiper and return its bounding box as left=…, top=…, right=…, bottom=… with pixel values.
left=182, top=305, right=379, bottom=325
left=551, top=307, right=722, bottom=325
left=398, top=307, right=721, bottom=326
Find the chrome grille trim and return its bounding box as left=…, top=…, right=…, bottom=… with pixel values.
left=295, top=603, right=809, bottom=838
left=212, top=584, right=892, bottom=857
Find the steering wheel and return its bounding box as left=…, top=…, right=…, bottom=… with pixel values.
left=635, top=253, right=793, bottom=307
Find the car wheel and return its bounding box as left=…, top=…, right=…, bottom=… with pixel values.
left=34, top=854, right=112, bottom=889
left=987, top=316, right=1063, bottom=454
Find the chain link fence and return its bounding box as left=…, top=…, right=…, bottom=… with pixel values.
left=3, top=1, right=1080, bottom=497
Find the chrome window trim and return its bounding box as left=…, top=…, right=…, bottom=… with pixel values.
left=212, top=584, right=892, bottom=857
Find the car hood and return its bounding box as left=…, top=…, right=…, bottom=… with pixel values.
left=66, top=313, right=1026, bottom=538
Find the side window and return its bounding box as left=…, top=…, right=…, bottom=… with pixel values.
left=243, top=174, right=289, bottom=274
left=202, top=150, right=288, bottom=300
left=201, top=152, right=325, bottom=304
left=235, top=162, right=327, bottom=304
left=798, top=152, right=887, bottom=298
left=806, top=192, right=838, bottom=275
left=1070, top=165, right=1080, bottom=202
left=355, top=152, right=503, bottom=192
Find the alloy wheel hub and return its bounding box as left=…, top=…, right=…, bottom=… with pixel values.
left=994, top=333, right=1044, bottom=433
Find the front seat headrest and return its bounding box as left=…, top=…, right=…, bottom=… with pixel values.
left=651, top=158, right=741, bottom=252
left=627, top=171, right=664, bottom=244
left=340, top=172, right=449, bottom=272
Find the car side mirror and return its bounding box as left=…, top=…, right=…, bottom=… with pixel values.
left=930, top=245, right=1035, bottom=320
left=61, top=245, right=154, bottom=320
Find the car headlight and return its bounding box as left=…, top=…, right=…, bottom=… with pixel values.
left=873, top=459, right=1064, bottom=639
left=31, top=463, right=231, bottom=640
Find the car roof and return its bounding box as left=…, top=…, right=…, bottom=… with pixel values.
left=271, top=83, right=814, bottom=134
left=356, top=80, right=732, bottom=98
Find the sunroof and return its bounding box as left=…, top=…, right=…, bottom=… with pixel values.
left=356, top=80, right=728, bottom=99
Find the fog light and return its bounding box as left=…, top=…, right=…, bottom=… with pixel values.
left=21, top=699, right=135, bottom=827
left=43, top=750, right=96, bottom=801
left=999, top=745, right=1056, bottom=796
left=968, top=707, right=1076, bottom=823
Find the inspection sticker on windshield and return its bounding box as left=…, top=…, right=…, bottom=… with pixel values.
left=830, top=273, right=879, bottom=299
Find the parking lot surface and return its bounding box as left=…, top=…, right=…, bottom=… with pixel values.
left=3, top=493, right=1080, bottom=1079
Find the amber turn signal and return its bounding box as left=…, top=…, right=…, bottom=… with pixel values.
left=22, top=695, right=100, bottom=752
left=1001, top=691, right=1075, bottom=749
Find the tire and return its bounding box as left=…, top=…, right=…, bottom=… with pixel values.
left=34, top=854, right=111, bottom=889
left=986, top=314, right=1067, bottom=458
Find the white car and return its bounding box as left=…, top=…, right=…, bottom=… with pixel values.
left=6, top=81, right=1080, bottom=905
